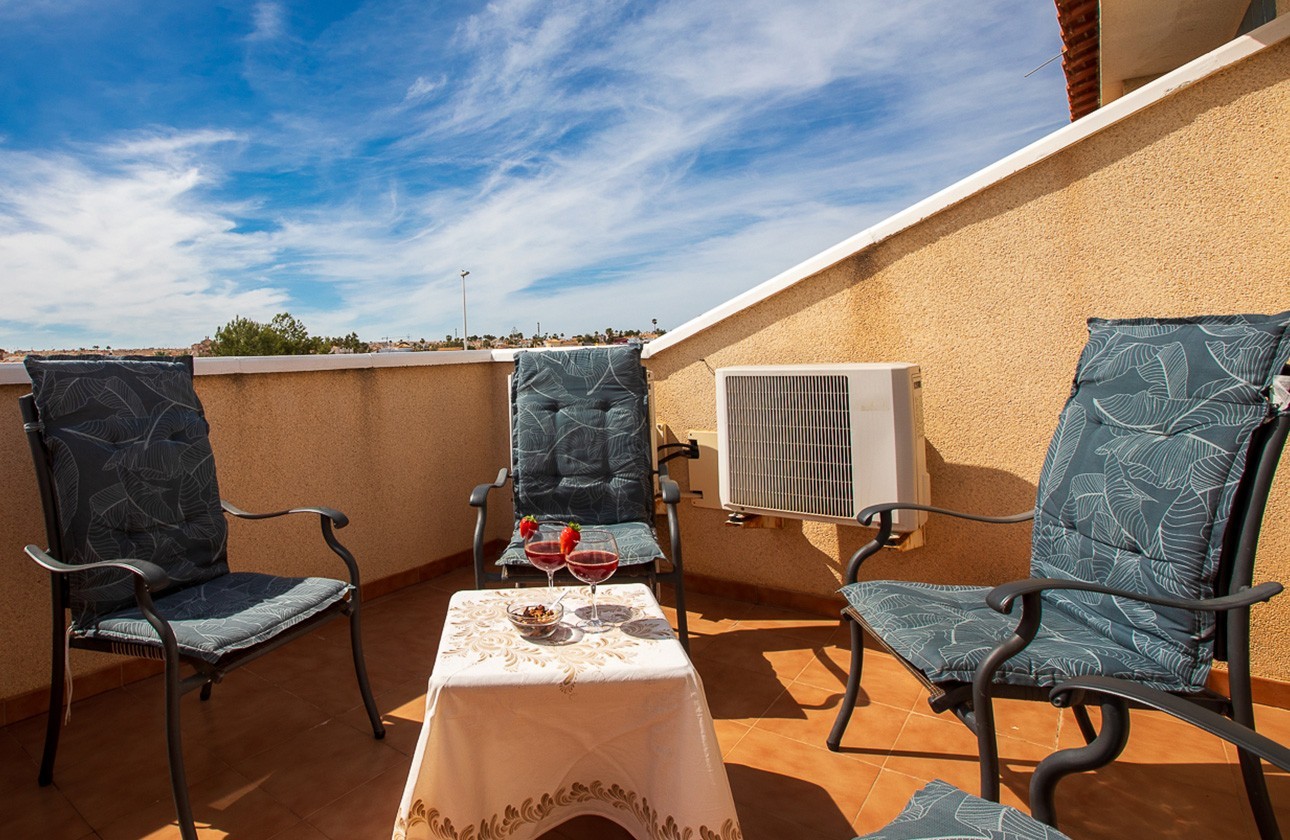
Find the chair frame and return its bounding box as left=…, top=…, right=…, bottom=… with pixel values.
left=828, top=364, right=1290, bottom=836
left=1031, top=673, right=1290, bottom=837
left=20, top=361, right=384, bottom=840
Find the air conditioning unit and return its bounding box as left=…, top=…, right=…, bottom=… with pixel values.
left=716, top=364, right=930, bottom=532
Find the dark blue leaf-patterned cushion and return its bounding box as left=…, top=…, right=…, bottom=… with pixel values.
left=497, top=522, right=663, bottom=567
left=511, top=347, right=653, bottom=526
left=75, top=572, right=350, bottom=664
left=1031, top=312, right=1290, bottom=690
left=25, top=356, right=229, bottom=622
left=841, top=581, right=1189, bottom=691
left=854, top=779, right=1071, bottom=839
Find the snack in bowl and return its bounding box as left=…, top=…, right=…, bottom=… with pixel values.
left=505, top=600, right=564, bottom=640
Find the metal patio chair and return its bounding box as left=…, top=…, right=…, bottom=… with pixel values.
left=827, top=312, right=1290, bottom=836
left=470, top=345, right=690, bottom=648
left=855, top=673, right=1290, bottom=839
left=20, top=355, right=384, bottom=840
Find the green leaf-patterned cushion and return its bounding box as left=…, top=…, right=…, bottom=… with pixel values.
left=78, top=572, right=350, bottom=664
left=510, top=346, right=654, bottom=526
left=25, top=356, right=229, bottom=623
left=1031, top=313, right=1290, bottom=690
left=854, top=779, right=1071, bottom=839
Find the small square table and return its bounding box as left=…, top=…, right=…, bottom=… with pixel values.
left=393, top=583, right=741, bottom=840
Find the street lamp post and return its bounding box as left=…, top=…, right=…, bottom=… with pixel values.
left=460, top=270, right=470, bottom=351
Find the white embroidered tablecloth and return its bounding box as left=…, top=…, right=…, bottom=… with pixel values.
left=393, top=583, right=742, bottom=840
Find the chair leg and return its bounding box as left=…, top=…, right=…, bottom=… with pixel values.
left=38, top=624, right=67, bottom=786
left=1237, top=747, right=1280, bottom=840
left=671, top=575, right=690, bottom=653
left=162, top=653, right=198, bottom=840
left=827, top=617, right=865, bottom=752
left=348, top=606, right=385, bottom=739
left=1072, top=703, right=1097, bottom=743
left=1030, top=695, right=1131, bottom=827
left=973, top=687, right=1002, bottom=801
left=199, top=680, right=213, bottom=702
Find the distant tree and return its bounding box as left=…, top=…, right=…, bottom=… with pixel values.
left=211, top=313, right=327, bottom=356
left=325, top=331, right=371, bottom=354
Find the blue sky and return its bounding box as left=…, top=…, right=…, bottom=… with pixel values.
left=0, top=1, right=1068, bottom=349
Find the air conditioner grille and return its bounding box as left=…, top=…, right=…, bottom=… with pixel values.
left=724, top=374, right=854, bottom=519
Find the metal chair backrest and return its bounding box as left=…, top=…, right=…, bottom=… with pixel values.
left=22, top=355, right=229, bottom=623
left=1029, top=313, right=1290, bottom=688
left=510, top=346, right=654, bottom=526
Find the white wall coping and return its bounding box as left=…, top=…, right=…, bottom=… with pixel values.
left=642, top=14, right=1290, bottom=359
left=0, top=344, right=611, bottom=385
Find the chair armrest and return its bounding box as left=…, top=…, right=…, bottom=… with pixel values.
left=987, top=577, right=1283, bottom=614
left=222, top=500, right=349, bottom=529
left=471, top=469, right=510, bottom=588
left=1049, top=675, right=1290, bottom=773
left=658, top=462, right=681, bottom=505
left=25, top=545, right=171, bottom=590
left=843, top=504, right=1035, bottom=585
left=470, top=469, right=509, bottom=507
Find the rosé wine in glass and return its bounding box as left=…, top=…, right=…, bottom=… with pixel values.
left=565, top=531, right=619, bottom=633
left=523, top=523, right=566, bottom=595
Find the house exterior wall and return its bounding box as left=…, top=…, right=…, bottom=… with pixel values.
left=0, top=361, right=514, bottom=705
left=646, top=36, right=1290, bottom=679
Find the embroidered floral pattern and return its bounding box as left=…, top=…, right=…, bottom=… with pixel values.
left=393, top=781, right=743, bottom=840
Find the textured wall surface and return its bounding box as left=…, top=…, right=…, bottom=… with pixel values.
left=0, top=361, right=513, bottom=701
left=646, top=38, right=1290, bottom=679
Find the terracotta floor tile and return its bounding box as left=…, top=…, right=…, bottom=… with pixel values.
left=305, top=763, right=414, bottom=840
left=724, top=728, right=879, bottom=838
left=0, top=728, right=94, bottom=840
left=95, top=765, right=300, bottom=840
left=334, top=675, right=431, bottom=757
left=266, top=822, right=332, bottom=840
left=228, top=719, right=408, bottom=818
left=755, top=679, right=909, bottom=770
left=731, top=603, right=843, bottom=643
left=732, top=804, right=835, bottom=840
left=693, top=627, right=820, bottom=688
left=849, top=769, right=931, bottom=836
left=1050, top=759, right=1254, bottom=838
left=657, top=588, right=753, bottom=634
left=692, top=659, right=787, bottom=725
left=712, top=719, right=752, bottom=758
left=147, top=671, right=332, bottom=766
left=8, top=694, right=227, bottom=830
left=793, top=644, right=927, bottom=713
left=426, top=566, right=478, bottom=594
left=880, top=709, right=1045, bottom=810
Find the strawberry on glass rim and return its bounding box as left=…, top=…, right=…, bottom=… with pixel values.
left=518, top=515, right=539, bottom=539
left=559, top=522, right=581, bottom=555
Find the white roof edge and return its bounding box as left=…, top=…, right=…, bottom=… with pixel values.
left=643, top=14, right=1290, bottom=360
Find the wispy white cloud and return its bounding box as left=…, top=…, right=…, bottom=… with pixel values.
left=0, top=136, right=287, bottom=348
left=247, top=2, right=286, bottom=42
left=0, top=0, right=1067, bottom=347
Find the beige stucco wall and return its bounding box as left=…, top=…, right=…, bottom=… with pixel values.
left=0, top=361, right=514, bottom=702
left=647, top=37, right=1290, bottom=679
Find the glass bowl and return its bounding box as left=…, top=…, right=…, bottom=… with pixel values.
left=505, top=600, right=564, bottom=640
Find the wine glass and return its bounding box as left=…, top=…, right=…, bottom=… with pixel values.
left=565, top=530, right=619, bottom=633
left=523, top=522, right=566, bottom=596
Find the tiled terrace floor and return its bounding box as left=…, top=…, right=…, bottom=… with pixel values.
left=3, top=565, right=1288, bottom=839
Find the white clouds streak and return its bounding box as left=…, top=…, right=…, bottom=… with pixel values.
left=0, top=138, right=286, bottom=348
left=0, top=0, right=1067, bottom=347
